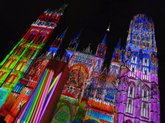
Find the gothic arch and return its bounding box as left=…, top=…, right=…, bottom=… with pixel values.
left=142, top=84, right=150, bottom=90
left=141, top=84, right=150, bottom=97
left=127, top=81, right=136, bottom=92
left=125, top=81, right=135, bottom=114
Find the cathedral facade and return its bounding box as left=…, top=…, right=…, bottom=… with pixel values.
left=117, top=14, right=160, bottom=123
left=0, top=5, right=160, bottom=123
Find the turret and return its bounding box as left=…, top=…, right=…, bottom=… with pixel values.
left=47, top=27, right=68, bottom=57
left=95, top=25, right=110, bottom=59
left=67, top=32, right=81, bottom=51
left=61, top=31, right=81, bottom=62
left=112, top=39, right=122, bottom=62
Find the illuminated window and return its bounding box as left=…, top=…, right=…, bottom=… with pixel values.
left=126, top=84, right=134, bottom=114
left=13, top=46, right=25, bottom=56
left=0, top=71, right=7, bottom=80
left=130, top=87, right=133, bottom=96
left=145, top=59, right=147, bottom=63
left=131, top=64, right=136, bottom=73
left=131, top=56, right=137, bottom=64
left=143, top=58, right=149, bottom=66
left=142, top=67, right=149, bottom=80
left=5, top=74, right=18, bottom=85
left=126, top=98, right=133, bottom=113
left=142, top=67, right=149, bottom=76
left=28, top=50, right=35, bottom=59
left=35, top=35, right=45, bottom=43
left=141, top=86, right=149, bottom=118
left=141, top=102, right=148, bottom=118
left=142, top=87, right=149, bottom=101
left=15, top=61, right=27, bottom=72
left=128, top=84, right=135, bottom=98
left=28, top=34, right=36, bottom=41
left=13, top=46, right=21, bottom=55
left=4, top=58, right=16, bottom=69
left=27, top=34, right=35, bottom=42
left=24, top=48, right=36, bottom=59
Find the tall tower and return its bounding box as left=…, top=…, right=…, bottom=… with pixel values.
left=117, top=14, right=160, bottom=123
left=0, top=5, right=67, bottom=122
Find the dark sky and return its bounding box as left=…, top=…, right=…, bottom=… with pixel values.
left=0, top=0, right=164, bottom=122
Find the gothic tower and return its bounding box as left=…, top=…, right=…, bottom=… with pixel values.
left=117, top=14, right=160, bottom=123
left=95, top=33, right=107, bottom=58
left=0, top=5, right=67, bottom=122
left=95, top=25, right=109, bottom=59
left=48, top=27, right=68, bottom=58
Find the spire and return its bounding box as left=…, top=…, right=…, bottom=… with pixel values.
left=112, top=39, right=122, bottom=62
left=102, top=33, right=107, bottom=45
left=102, top=24, right=110, bottom=45
left=64, top=30, right=82, bottom=63
left=75, top=28, right=83, bottom=40
left=75, top=32, right=81, bottom=40
left=106, top=24, right=110, bottom=32
left=47, top=51, right=54, bottom=59
left=95, top=24, right=109, bottom=59
left=58, top=4, right=69, bottom=14
left=115, top=38, right=121, bottom=49
left=59, top=27, right=68, bottom=38
left=51, top=27, right=68, bottom=47
left=67, top=30, right=81, bottom=51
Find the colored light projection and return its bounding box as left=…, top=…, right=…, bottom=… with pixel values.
left=48, top=27, right=68, bottom=57
left=95, top=33, right=107, bottom=59
left=116, top=14, right=160, bottom=123
left=16, top=61, right=68, bottom=122
left=0, top=7, right=160, bottom=123
left=50, top=50, right=118, bottom=123
left=15, top=70, right=61, bottom=123
left=47, top=25, right=118, bottom=123
left=0, top=5, right=67, bottom=122
left=3, top=55, right=69, bottom=123
left=1, top=55, right=50, bottom=122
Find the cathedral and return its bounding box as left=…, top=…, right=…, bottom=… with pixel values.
left=116, top=14, right=160, bottom=123
left=0, top=5, right=160, bottom=123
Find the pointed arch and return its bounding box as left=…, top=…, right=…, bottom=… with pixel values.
left=126, top=82, right=135, bottom=114
left=142, top=84, right=150, bottom=99
left=141, top=84, right=150, bottom=118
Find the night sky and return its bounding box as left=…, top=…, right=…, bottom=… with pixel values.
left=0, top=0, right=164, bottom=122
